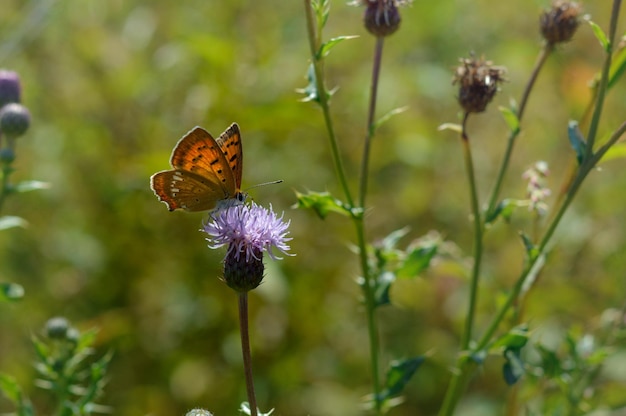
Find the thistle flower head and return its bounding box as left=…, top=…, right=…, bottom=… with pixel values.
left=452, top=55, right=506, bottom=114
left=203, top=203, right=292, bottom=292
left=354, top=0, right=409, bottom=37
left=540, top=1, right=581, bottom=45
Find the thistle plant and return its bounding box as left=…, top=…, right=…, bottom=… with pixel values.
left=0, top=69, right=48, bottom=303
left=200, top=202, right=291, bottom=416
left=300, top=0, right=626, bottom=414
left=0, top=317, right=111, bottom=416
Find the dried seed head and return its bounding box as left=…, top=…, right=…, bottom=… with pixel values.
left=452, top=56, right=506, bottom=114
left=540, top=1, right=581, bottom=45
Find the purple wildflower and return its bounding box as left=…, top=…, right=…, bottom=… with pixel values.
left=202, top=203, right=292, bottom=292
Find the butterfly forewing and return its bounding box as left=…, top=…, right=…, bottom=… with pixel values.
left=169, top=127, right=236, bottom=193
left=216, top=123, right=243, bottom=190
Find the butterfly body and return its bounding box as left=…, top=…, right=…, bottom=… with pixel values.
left=150, top=123, right=244, bottom=211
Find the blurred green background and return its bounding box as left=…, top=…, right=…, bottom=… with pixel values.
left=0, top=0, right=625, bottom=415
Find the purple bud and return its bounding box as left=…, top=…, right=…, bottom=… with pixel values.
left=0, top=70, right=22, bottom=107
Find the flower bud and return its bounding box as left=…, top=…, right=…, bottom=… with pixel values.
left=363, top=0, right=401, bottom=37
left=452, top=56, right=506, bottom=114
left=540, top=1, right=581, bottom=45
left=46, top=317, right=70, bottom=340
left=0, top=103, right=31, bottom=138
left=0, top=70, right=21, bottom=107
left=224, top=244, right=265, bottom=292
left=0, top=148, right=15, bottom=164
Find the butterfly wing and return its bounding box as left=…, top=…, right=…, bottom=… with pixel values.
left=150, top=126, right=237, bottom=212
left=216, top=123, right=243, bottom=190
left=150, top=169, right=231, bottom=211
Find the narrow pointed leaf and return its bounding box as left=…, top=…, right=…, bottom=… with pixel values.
left=587, top=20, right=609, bottom=52
left=374, top=271, right=395, bottom=307
left=567, top=120, right=587, bottom=165
left=608, top=44, right=626, bottom=89
left=317, top=35, right=358, bottom=59
left=0, top=215, right=28, bottom=230
left=14, top=180, right=50, bottom=193
left=373, top=106, right=408, bottom=130
left=438, top=123, right=462, bottom=133
left=378, top=357, right=425, bottom=401
left=499, top=106, right=520, bottom=134
left=397, top=245, right=437, bottom=279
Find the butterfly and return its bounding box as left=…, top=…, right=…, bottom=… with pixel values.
left=150, top=123, right=245, bottom=212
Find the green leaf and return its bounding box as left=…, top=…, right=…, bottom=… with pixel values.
left=503, top=347, right=525, bottom=385
left=608, top=43, right=626, bottom=89
left=298, top=64, right=320, bottom=103
left=373, top=106, right=408, bottom=131
left=568, top=120, right=587, bottom=164
left=499, top=106, right=520, bottom=134
left=0, top=215, right=28, bottom=230
left=0, top=282, right=24, bottom=301
left=294, top=190, right=350, bottom=219
left=437, top=123, right=462, bottom=134
left=485, top=199, right=521, bottom=224
left=317, top=35, right=358, bottom=59
left=378, top=357, right=425, bottom=401
left=374, top=271, right=395, bottom=307
left=519, top=232, right=539, bottom=261
left=536, top=344, right=561, bottom=378
left=0, top=373, right=21, bottom=403
left=14, top=180, right=50, bottom=193
left=599, top=142, right=626, bottom=163
left=490, top=326, right=529, bottom=351
left=312, top=0, right=330, bottom=29
left=588, top=20, right=609, bottom=52
left=379, top=227, right=410, bottom=252
left=240, top=402, right=274, bottom=416
left=396, top=245, right=437, bottom=279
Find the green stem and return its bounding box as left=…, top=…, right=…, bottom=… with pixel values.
left=356, top=36, right=386, bottom=413
left=585, top=0, right=621, bottom=153
left=460, top=114, right=483, bottom=351
left=303, top=0, right=355, bottom=208
left=485, top=43, right=553, bottom=218
left=355, top=217, right=382, bottom=413
left=238, top=292, right=258, bottom=416
left=359, top=36, right=384, bottom=208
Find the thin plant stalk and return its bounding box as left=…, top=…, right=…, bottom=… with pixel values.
left=238, top=292, right=258, bottom=416
left=359, top=36, right=384, bottom=208
left=357, top=35, right=387, bottom=413
left=303, top=0, right=355, bottom=209
left=485, top=43, right=553, bottom=218
left=459, top=113, right=483, bottom=351
left=303, top=0, right=383, bottom=410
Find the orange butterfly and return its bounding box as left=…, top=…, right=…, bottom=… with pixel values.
left=150, top=123, right=245, bottom=211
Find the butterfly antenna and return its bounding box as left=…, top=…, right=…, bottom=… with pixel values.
left=244, top=180, right=283, bottom=192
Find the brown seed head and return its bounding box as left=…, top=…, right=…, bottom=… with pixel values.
left=452, top=56, right=506, bottom=114
left=540, top=1, right=581, bottom=45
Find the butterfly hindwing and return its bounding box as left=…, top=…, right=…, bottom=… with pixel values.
left=150, top=169, right=226, bottom=211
